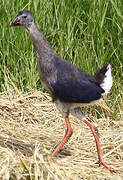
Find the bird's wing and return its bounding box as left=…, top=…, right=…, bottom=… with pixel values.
left=50, top=57, right=104, bottom=103
left=52, top=77, right=104, bottom=103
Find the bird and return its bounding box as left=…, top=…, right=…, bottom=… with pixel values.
left=11, top=10, right=113, bottom=173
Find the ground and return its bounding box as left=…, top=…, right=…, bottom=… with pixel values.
left=0, top=89, right=122, bottom=179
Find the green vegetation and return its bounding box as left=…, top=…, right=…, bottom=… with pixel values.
left=0, top=1, right=122, bottom=178
left=0, top=0, right=122, bottom=118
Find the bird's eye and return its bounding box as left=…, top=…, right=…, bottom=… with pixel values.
left=23, top=15, right=27, bottom=18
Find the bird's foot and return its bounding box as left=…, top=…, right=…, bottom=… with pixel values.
left=50, top=155, right=57, bottom=163
left=99, top=161, right=114, bottom=173
left=50, top=156, right=64, bottom=166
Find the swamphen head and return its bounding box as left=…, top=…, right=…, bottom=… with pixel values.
left=11, top=10, right=34, bottom=29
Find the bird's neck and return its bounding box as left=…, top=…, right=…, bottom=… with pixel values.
left=26, top=22, right=55, bottom=84
left=27, top=22, right=54, bottom=55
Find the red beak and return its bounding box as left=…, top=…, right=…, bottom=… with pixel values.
left=11, top=17, right=21, bottom=27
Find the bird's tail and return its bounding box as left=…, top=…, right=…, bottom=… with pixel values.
left=94, top=64, right=113, bottom=94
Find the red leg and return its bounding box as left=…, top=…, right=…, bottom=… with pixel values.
left=83, top=119, right=113, bottom=173
left=51, top=117, right=73, bottom=159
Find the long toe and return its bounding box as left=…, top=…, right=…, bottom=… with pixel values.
left=99, top=161, right=114, bottom=173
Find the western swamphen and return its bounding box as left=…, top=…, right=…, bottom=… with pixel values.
left=11, top=10, right=113, bottom=173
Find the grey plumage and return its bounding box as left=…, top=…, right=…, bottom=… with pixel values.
left=22, top=14, right=104, bottom=105
left=11, top=11, right=112, bottom=109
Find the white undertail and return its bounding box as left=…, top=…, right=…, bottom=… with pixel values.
left=100, top=64, right=113, bottom=93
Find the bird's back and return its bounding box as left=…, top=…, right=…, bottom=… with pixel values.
left=41, top=54, right=104, bottom=103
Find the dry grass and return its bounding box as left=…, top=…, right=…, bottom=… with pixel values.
left=0, top=88, right=122, bottom=180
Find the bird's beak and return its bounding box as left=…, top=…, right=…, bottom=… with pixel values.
left=11, top=16, right=21, bottom=27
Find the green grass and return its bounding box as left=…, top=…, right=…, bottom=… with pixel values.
left=0, top=0, right=122, bottom=118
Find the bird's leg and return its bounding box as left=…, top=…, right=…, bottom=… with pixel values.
left=70, top=107, right=113, bottom=173
left=51, top=117, right=73, bottom=159
left=83, top=119, right=113, bottom=173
